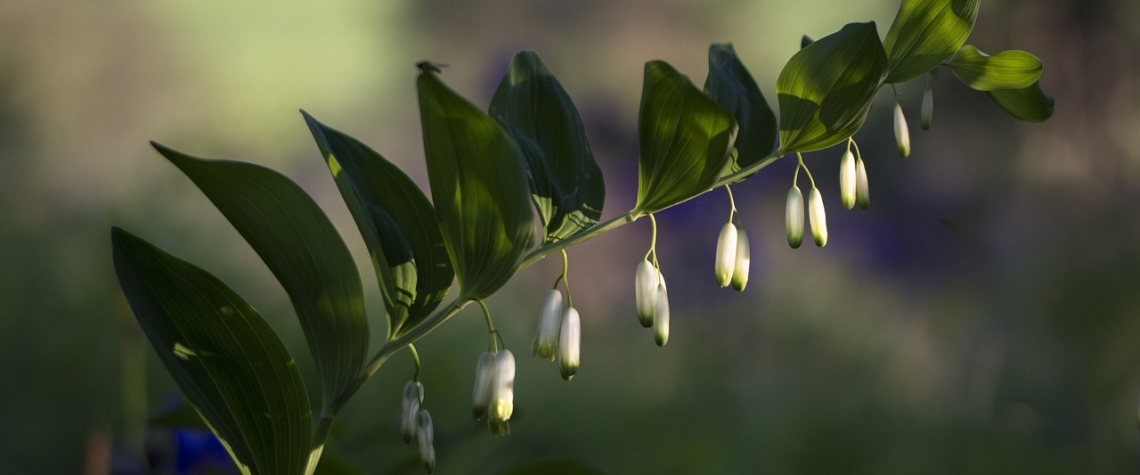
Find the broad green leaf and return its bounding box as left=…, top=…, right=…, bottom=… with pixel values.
left=948, top=45, right=1043, bottom=91
left=987, top=80, right=1055, bottom=122
left=153, top=143, right=367, bottom=415
left=489, top=50, right=605, bottom=244
left=417, top=69, right=536, bottom=301
left=302, top=112, right=453, bottom=339
left=112, top=227, right=311, bottom=475
left=500, top=460, right=605, bottom=475
left=704, top=43, right=777, bottom=173
left=801, top=35, right=814, bottom=49
left=884, top=0, right=979, bottom=83
left=777, top=22, right=888, bottom=154
left=635, top=60, right=738, bottom=214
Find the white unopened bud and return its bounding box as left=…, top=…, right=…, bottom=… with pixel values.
left=558, top=306, right=581, bottom=381
left=894, top=102, right=911, bottom=158
left=921, top=84, right=933, bottom=131
left=786, top=185, right=804, bottom=249
left=489, top=350, right=516, bottom=427
left=634, top=259, right=658, bottom=327
left=471, top=351, right=494, bottom=420
left=654, top=274, right=670, bottom=347
left=415, top=408, right=436, bottom=474
left=808, top=187, right=828, bottom=247
left=401, top=380, right=423, bottom=445
left=532, top=289, right=563, bottom=360
left=855, top=157, right=870, bottom=210
left=839, top=150, right=856, bottom=210
left=731, top=229, right=750, bottom=292
left=714, top=222, right=738, bottom=287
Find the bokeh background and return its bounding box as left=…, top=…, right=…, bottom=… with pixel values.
left=3, top=0, right=1140, bottom=473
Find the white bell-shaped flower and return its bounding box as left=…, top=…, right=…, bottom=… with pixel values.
left=894, top=102, right=911, bottom=158
left=401, top=380, right=423, bottom=445
left=532, top=289, right=563, bottom=361
left=808, top=187, right=828, bottom=247
left=714, top=222, right=738, bottom=287
left=654, top=274, right=670, bottom=347
left=471, top=351, right=494, bottom=420
left=558, top=306, right=581, bottom=381
left=839, top=150, right=857, bottom=210
left=415, top=408, right=436, bottom=474
left=855, top=157, right=870, bottom=210
left=635, top=259, right=659, bottom=327
left=731, top=228, right=750, bottom=292
left=786, top=185, right=805, bottom=249
left=489, top=349, right=516, bottom=436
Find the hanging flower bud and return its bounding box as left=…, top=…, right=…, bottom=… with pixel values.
left=714, top=222, right=738, bottom=287
left=654, top=273, right=670, bottom=347
left=839, top=149, right=856, bottom=210
left=894, top=102, right=911, bottom=158
left=921, top=84, right=933, bottom=131
left=471, top=351, right=494, bottom=420
left=558, top=306, right=581, bottom=381
left=415, top=408, right=436, bottom=474
left=401, top=380, right=423, bottom=445
left=635, top=259, right=658, bottom=327
left=786, top=185, right=804, bottom=249
left=855, top=157, right=870, bottom=210
left=489, top=349, right=516, bottom=435
left=731, top=228, right=750, bottom=292
left=808, top=187, right=828, bottom=247
left=532, top=289, right=563, bottom=360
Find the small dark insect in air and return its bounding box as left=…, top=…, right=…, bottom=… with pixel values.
left=416, top=61, right=448, bottom=73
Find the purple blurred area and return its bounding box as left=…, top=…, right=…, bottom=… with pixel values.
left=3, top=0, right=1140, bottom=473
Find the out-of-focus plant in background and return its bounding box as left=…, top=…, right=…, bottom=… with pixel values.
left=3, top=0, right=1140, bottom=473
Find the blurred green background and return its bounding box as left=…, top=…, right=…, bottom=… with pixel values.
left=3, top=0, right=1140, bottom=473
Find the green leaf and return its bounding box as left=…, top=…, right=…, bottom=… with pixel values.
left=499, top=459, right=605, bottom=475
left=987, top=80, right=1055, bottom=122
left=703, top=43, right=777, bottom=172
left=635, top=60, right=738, bottom=214
left=884, top=0, right=979, bottom=83
left=417, top=70, right=536, bottom=301
left=112, top=227, right=312, bottom=475
left=777, top=22, right=889, bottom=154
left=947, top=45, right=1043, bottom=91
left=489, top=50, right=605, bottom=244
left=152, top=143, right=368, bottom=414
left=302, top=112, right=453, bottom=339
left=801, top=35, right=814, bottom=49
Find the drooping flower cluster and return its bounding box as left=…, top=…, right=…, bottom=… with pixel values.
left=399, top=380, right=435, bottom=473
left=472, top=349, right=517, bottom=436
left=634, top=257, right=670, bottom=346
left=714, top=219, right=751, bottom=291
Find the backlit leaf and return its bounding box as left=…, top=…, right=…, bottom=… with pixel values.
left=987, top=80, right=1055, bottom=122
left=884, top=0, right=979, bottom=83
left=635, top=60, right=737, bottom=214
left=777, top=22, right=888, bottom=154
left=948, top=45, right=1043, bottom=91
left=418, top=69, right=536, bottom=301
left=490, top=50, right=605, bottom=244
left=704, top=43, right=777, bottom=173
left=112, top=227, right=311, bottom=475
left=153, top=143, right=368, bottom=414
left=302, top=112, right=453, bottom=338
